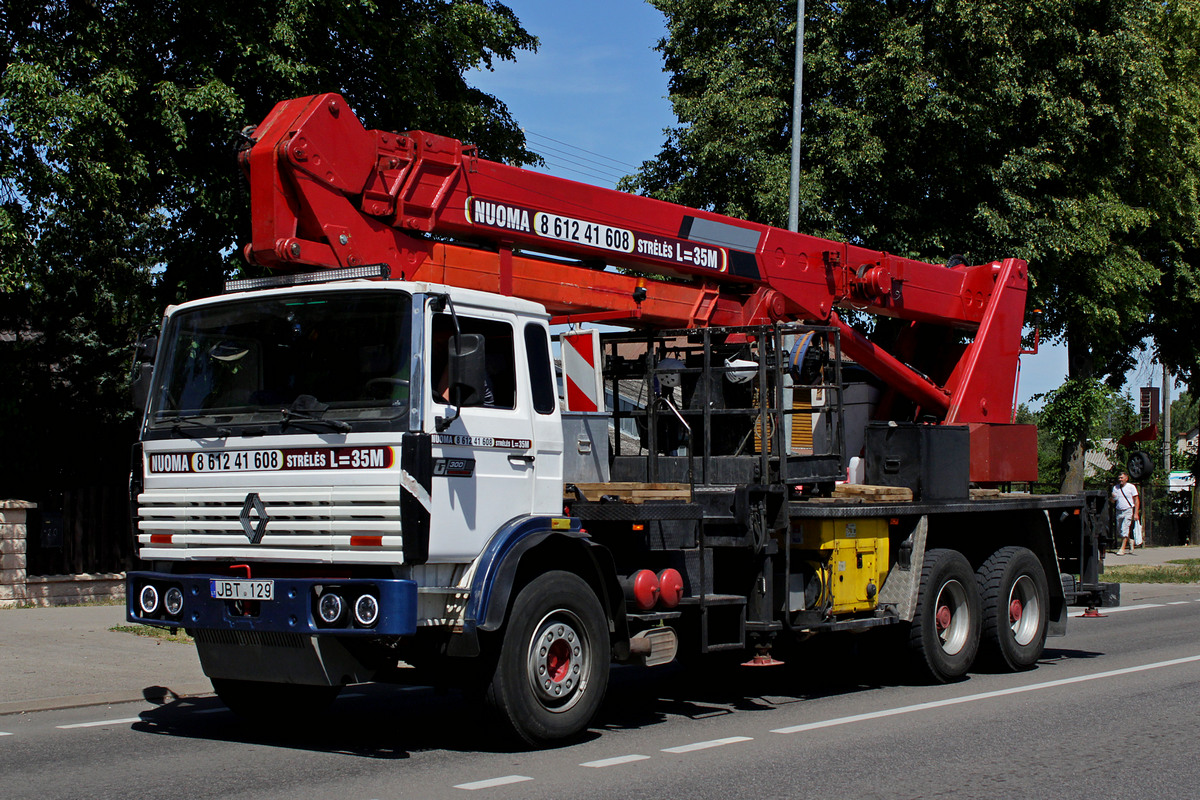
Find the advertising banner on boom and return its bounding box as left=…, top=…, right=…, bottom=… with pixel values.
left=465, top=196, right=728, bottom=273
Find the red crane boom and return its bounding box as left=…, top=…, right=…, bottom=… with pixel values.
left=240, top=93, right=1032, bottom=437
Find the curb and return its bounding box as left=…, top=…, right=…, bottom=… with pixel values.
left=0, top=683, right=215, bottom=717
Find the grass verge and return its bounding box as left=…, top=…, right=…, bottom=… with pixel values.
left=110, top=624, right=194, bottom=644
left=1102, top=558, right=1200, bottom=584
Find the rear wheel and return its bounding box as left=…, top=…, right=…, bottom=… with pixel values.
left=976, top=546, right=1049, bottom=671
left=211, top=678, right=340, bottom=723
left=485, top=570, right=610, bottom=746
left=908, top=548, right=981, bottom=682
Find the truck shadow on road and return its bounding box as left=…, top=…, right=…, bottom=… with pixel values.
left=127, top=639, right=1111, bottom=756
left=597, top=639, right=1111, bottom=732
left=130, top=685, right=526, bottom=758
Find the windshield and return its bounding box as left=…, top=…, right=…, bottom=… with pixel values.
left=148, top=290, right=413, bottom=430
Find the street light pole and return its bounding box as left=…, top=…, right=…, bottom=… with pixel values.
left=784, top=0, right=807, bottom=457
left=1164, top=364, right=1172, bottom=475
left=787, top=0, right=806, bottom=233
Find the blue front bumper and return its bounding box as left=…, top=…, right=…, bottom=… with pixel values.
left=127, top=571, right=418, bottom=637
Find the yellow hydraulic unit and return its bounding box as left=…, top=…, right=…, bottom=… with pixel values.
left=789, top=518, right=890, bottom=615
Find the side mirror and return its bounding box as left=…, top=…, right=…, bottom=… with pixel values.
left=447, top=333, right=488, bottom=407
left=135, top=335, right=158, bottom=364
left=130, top=335, right=158, bottom=411
left=131, top=363, right=154, bottom=411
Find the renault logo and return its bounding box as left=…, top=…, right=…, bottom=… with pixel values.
left=239, top=493, right=270, bottom=544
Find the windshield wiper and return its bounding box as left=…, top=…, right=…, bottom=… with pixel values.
left=280, top=395, right=352, bottom=433
left=167, top=415, right=233, bottom=438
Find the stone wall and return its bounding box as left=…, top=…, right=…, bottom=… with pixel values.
left=0, top=500, right=126, bottom=607
left=0, top=500, right=33, bottom=606
left=23, top=574, right=126, bottom=606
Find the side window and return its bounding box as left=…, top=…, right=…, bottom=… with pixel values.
left=429, top=314, right=516, bottom=409
left=525, top=323, right=556, bottom=415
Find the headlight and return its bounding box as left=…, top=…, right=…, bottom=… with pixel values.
left=318, top=592, right=344, bottom=624
left=139, top=584, right=160, bottom=615
left=164, top=586, right=184, bottom=616
left=354, top=593, right=380, bottom=626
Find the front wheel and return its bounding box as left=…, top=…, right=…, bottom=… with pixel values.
left=976, top=546, right=1049, bottom=671
left=485, top=570, right=611, bottom=746
left=908, top=548, right=981, bottom=683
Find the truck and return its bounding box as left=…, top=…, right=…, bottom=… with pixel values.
left=126, top=93, right=1117, bottom=745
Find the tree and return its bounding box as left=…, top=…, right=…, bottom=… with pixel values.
left=629, top=0, right=1200, bottom=492
left=0, top=0, right=537, bottom=506
left=1171, top=392, right=1199, bottom=439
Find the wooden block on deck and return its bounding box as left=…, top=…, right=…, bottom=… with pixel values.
left=832, top=484, right=913, bottom=502
left=567, top=482, right=692, bottom=503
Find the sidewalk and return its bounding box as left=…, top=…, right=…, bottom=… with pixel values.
left=1103, top=543, right=1200, bottom=566
left=0, top=603, right=210, bottom=716
left=2, top=545, right=1198, bottom=717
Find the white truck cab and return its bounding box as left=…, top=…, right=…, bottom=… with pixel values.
left=128, top=278, right=573, bottom=700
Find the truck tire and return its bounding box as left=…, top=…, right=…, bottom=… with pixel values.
left=976, top=546, right=1048, bottom=671
left=485, top=570, right=611, bottom=746
left=211, top=678, right=340, bottom=723
left=908, top=548, right=981, bottom=683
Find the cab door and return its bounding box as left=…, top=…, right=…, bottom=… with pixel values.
left=424, top=311, right=536, bottom=561
left=523, top=320, right=564, bottom=514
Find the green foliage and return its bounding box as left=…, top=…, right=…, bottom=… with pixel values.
left=0, top=0, right=537, bottom=499
left=1172, top=391, right=1199, bottom=435
left=110, top=624, right=194, bottom=643
left=1038, top=378, right=1117, bottom=443
left=617, top=0, right=796, bottom=226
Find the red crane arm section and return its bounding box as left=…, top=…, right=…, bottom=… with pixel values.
left=240, top=93, right=1030, bottom=428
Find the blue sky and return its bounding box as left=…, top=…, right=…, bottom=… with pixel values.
left=469, top=0, right=675, bottom=186
left=467, top=0, right=1170, bottom=410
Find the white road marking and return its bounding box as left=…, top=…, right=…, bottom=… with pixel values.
left=580, top=754, right=651, bottom=768
left=1069, top=603, right=1164, bottom=617
left=662, top=736, right=753, bottom=754
left=57, top=717, right=143, bottom=729
left=771, top=654, right=1200, bottom=735
left=0, top=732, right=11, bottom=737
left=454, top=776, right=533, bottom=791
left=1169, top=601, right=1192, bottom=605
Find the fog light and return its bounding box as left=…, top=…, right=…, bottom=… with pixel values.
left=164, top=587, right=184, bottom=616
left=139, top=584, right=159, bottom=615
left=318, top=592, right=344, bottom=624
left=354, top=594, right=379, bottom=626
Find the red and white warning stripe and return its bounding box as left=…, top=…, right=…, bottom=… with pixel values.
left=562, top=329, right=605, bottom=412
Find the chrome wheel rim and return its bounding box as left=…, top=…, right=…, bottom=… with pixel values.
left=1008, top=574, right=1041, bottom=646
left=526, top=609, right=590, bottom=712
left=933, top=579, right=970, bottom=655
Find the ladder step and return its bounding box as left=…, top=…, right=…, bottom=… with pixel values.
left=680, top=594, right=746, bottom=607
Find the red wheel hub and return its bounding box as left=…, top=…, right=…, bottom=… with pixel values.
left=1009, top=598, right=1024, bottom=624
left=936, top=605, right=952, bottom=631
left=545, top=638, right=572, bottom=683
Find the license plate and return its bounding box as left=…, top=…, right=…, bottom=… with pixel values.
left=210, top=579, right=274, bottom=601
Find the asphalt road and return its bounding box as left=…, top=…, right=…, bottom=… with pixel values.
left=3, top=586, right=1199, bottom=800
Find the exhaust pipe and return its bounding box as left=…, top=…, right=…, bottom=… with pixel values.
left=628, top=627, right=678, bottom=667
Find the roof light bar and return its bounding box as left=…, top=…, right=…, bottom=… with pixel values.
left=224, top=264, right=390, bottom=293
